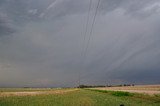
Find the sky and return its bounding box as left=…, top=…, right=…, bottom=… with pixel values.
left=0, top=0, right=160, bottom=87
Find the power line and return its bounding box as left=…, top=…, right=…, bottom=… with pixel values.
left=83, top=0, right=101, bottom=58
left=78, top=0, right=93, bottom=86
left=78, top=0, right=101, bottom=86
left=81, top=0, right=93, bottom=57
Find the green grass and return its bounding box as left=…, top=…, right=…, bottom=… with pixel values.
left=0, top=89, right=160, bottom=106
left=111, top=91, right=134, bottom=97
left=85, top=89, right=134, bottom=97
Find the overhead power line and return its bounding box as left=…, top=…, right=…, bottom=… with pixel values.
left=78, top=0, right=93, bottom=86
left=81, top=0, right=93, bottom=57
left=83, top=0, right=101, bottom=58
left=78, top=0, right=101, bottom=86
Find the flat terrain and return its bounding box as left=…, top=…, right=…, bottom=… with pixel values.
left=93, top=85, right=160, bottom=95
left=0, top=88, right=77, bottom=97
left=0, top=87, right=160, bottom=106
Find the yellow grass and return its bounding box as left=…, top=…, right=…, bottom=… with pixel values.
left=0, top=89, right=78, bottom=97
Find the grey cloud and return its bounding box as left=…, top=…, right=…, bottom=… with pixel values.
left=0, top=13, right=15, bottom=36
left=1, top=0, right=160, bottom=23
left=0, top=0, right=160, bottom=87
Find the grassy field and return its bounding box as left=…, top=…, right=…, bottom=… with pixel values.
left=0, top=88, right=160, bottom=106
left=92, top=85, right=160, bottom=95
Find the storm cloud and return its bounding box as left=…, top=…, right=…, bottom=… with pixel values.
left=0, top=0, right=160, bottom=87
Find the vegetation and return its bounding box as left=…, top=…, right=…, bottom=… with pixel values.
left=77, top=84, right=134, bottom=88
left=0, top=88, right=160, bottom=106
left=77, top=85, right=105, bottom=88
left=111, top=91, right=134, bottom=97
left=0, top=88, right=56, bottom=92
left=85, top=89, right=134, bottom=97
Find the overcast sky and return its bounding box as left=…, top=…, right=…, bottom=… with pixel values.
left=0, top=0, right=160, bottom=87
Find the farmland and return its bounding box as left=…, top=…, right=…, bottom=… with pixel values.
left=0, top=86, right=160, bottom=106
left=92, top=85, right=160, bottom=95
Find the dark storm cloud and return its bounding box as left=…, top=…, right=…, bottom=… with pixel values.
left=0, top=21, right=14, bottom=35
left=0, top=0, right=160, bottom=87
left=0, top=13, right=15, bottom=36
